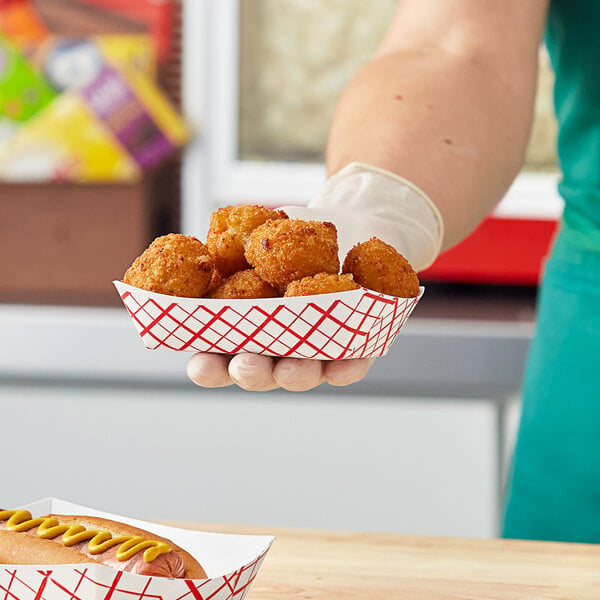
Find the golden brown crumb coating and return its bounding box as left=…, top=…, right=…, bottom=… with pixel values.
left=284, top=272, right=360, bottom=297
left=245, top=219, right=340, bottom=293
left=205, top=268, right=224, bottom=294
left=342, top=237, right=420, bottom=298
left=205, top=269, right=280, bottom=299
left=206, top=205, right=288, bottom=278
left=123, top=233, right=214, bottom=298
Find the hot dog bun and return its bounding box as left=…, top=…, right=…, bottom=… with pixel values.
left=0, top=510, right=207, bottom=580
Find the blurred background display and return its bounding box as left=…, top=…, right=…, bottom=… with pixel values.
left=0, top=0, right=561, bottom=306
left=0, top=0, right=183, bottom=305
left=236, top=1, right=560, bottom=287
left=238, top=0, right=558, bottom=172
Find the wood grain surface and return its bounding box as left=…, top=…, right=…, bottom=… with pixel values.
left=169, top=522, right=600, bottom=600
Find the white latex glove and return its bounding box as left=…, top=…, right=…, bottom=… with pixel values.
left=187, top=353, right=376, bottom=392
left=294, top=161, right=444, bottom=271
left=187, top=162, right=443, bottom=392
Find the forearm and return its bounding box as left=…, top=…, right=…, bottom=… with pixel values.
left=326, top=5, right=547, bottom=249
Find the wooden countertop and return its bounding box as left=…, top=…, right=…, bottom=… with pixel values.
left=172, top=522, right=600, bottom=599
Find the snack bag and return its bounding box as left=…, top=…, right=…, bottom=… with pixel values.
left=79, top=61, right=187, bottom=172
left=31, top=35, right=156, bottom=92
left=0, top=0, right=49, bottom=51
left=77, top=0, right=175, bottom=64
left=96, top=34, right=156, bottom=77
left=0, top=34, right=186, bottom=181
left=0, top=91, right=140, bottom=181
left=0, top=33, right=56, bottom=140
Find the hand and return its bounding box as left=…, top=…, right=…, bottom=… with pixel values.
left=186, top=164, right=434, bottom=394
left=305, top=162, right=443, bottom=271
left=187, top=353, right=375, bottom=392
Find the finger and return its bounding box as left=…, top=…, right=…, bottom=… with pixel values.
left=324, top=357, right=375, bottom=387
left=273, top=358, right=324, bottom=392
left=228, top=354, right=279, bottom=391
left=187, top=353, right=233, bottom=388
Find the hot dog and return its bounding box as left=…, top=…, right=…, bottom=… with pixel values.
left=0, top=510, right=207, bottom=579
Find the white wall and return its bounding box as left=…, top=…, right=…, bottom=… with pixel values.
left=1, top=383, right=499, bottom=538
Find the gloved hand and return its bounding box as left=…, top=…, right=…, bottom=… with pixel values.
left=187, top=162, right=443, bottom=392
left=298, top=162, right=444, bottom=270
left=187, top=353, right=376, bottom=392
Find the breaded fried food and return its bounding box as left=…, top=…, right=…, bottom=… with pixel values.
left=205, top=269, right=279, bottom=299
left=342, top=237, right=420, bottom=298
left=245, top=219, right=340, bottom=293
left=204, top=268, right=224, bottom=296
left=123, top=233, right=214, bottom=298
left=206, top=205, right=288, bottom=278
left=284, top=273, right=360, bottom=297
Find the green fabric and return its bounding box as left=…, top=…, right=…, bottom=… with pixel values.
left=503, top=234, right=600, bottom=542
left=545, top=0, right=600, bottom=248
left=502, top=0, right=600, bottom=542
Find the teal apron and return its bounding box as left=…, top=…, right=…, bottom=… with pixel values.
left=502, top=0, right=600, bottom=542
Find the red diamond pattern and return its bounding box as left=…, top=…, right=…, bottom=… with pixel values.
left=0, top=548, right=268, bottom=600
left=117, top=283, right=422, bottom=359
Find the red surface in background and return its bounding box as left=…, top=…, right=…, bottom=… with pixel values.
left=78, top=0, right=174, bottom=62
left=421, top=216, right=559, bottom=286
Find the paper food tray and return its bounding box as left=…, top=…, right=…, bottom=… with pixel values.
left=0, top=498, right=273, bottom=600
left=115, top=204, right=424, bottom=359
left=114, top=281, right=423, bottom=360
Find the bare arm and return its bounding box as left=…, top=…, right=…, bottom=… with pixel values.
left=188, top=1, right=550, bottom=392
left=326, top=0, right=549, bottom=249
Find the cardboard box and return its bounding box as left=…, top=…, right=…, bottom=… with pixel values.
left=0, top=182, right=152, bottom=305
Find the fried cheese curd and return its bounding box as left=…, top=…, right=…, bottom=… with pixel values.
left=205, top=268, right=224, bottom=294
left=245, top=219, right=340, bottom=293
left=284, top=272, right=359, bottom=297
left=123, top=233, right=214, bottom=298
left=205, top=268, right=279, bottom=299
left=206, top=205, right=288, bottom=278
left=342, top=237, right=420, bottom=298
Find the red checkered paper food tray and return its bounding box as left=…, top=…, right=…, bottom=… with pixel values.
left=114, top=281, right=424, bottom=360
left=0, top=498, right=273, bottom=600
